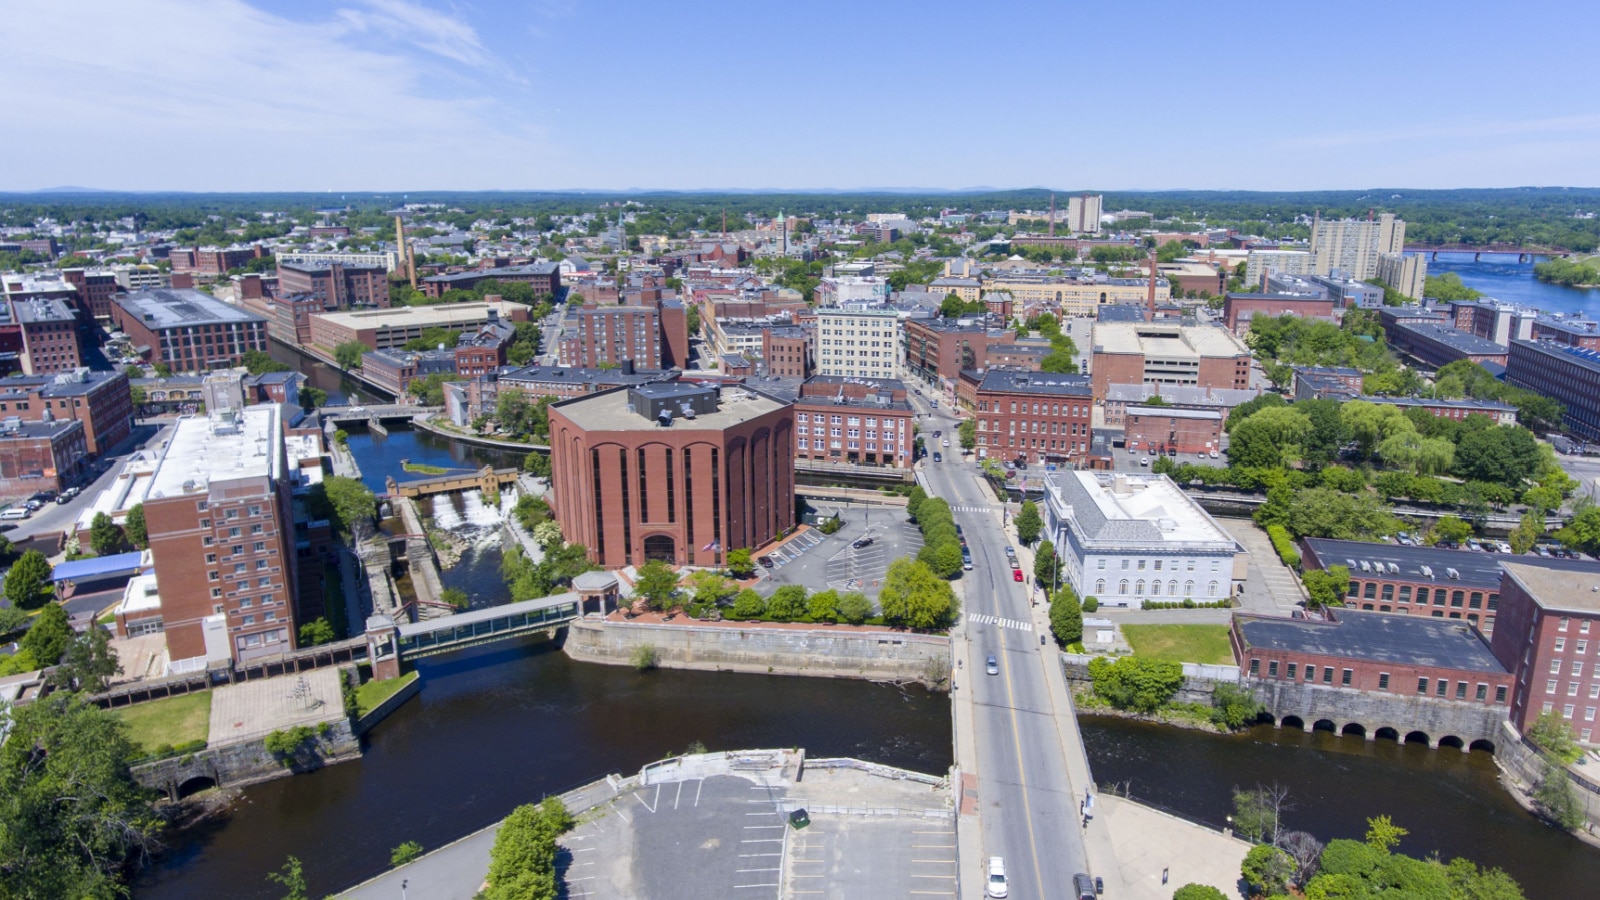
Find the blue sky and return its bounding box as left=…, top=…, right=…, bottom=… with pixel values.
left=3, top=0, right=1598, bottom=192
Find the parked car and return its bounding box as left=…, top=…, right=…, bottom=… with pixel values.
left=1209, top=450, right=1220, bottom=459
left=1012, top=569, right=1024, bottom=582
left=962, top=555, right=973, bottom=571
left=1074, top=872, right=1096, bottom=900
left=1536, top=545, right=1553, bottom=557
left=1140, top=457, right=1150, bottom=467
left=1008, top=557, right=1020, bottom=569
left=0, top=508, right=29, bottom=521
left=1004, top=546, right=1015, bottom=557
left=851, top=537, right=875, bottom=549
left=757, top=555, right=775, bottom=568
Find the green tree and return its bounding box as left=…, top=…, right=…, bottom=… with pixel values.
left=685, top=570, right=736, bottom=608
left=1364, top=814, right=1408, bottom=851
left=524, top=450, right=552, bottom=478
left=1225, top=392, right=1287, bottom=432
left=917, top=538, right=964, bottom=579
left=730, top=588, right=766, bottom=619
left=958, top=418, right=976, bottom=451
left=1430, top=514, right=1475, bottom=545
left=634, top=560, right=680, bottom=611
left=1228, top=406, right=1313, bottom=469
left=1284, top=488, right=1398, bottom=541
left=1210, top=682, right=1263, bottom=729
left=765, top=585, right=806, bottom=622
left=1241, top=844, right=1294, bottom=897
left=1172, top=885, right=1226, bottom=900
left=334, top=340, right=369, bottom=369
left=1509, top=509, right=1545, bottom=555
left=21, top=602, right=72, bottom=666
left=1014, top=500, right=1042, bottom=544
left=306, top=475, right=376, bottom=538
left=1301, top=565, right=1349, bottom=610
left=89, top=511, right=127, bottom=556
left=1454, top=425, right=1541, bottom=488
left=152, top=362, right=172, bottom=377
left=906, top=485, right=927, bottom=521
left=0, top=695, right=161, bottom=899
left=727, top=547, right=755, bottom=578
left=532, top=519, right=563, bottom=550
left=48, top=625, right=123, bottom=693
left=124, top=503, right=148, bottom=549
left=1525, top=710, right=1583, bottom=763
left=838, top=591, right=872, bottom=624
left=298, top=617, right=337, bottom=646
left=1087, top=656, right=1184, bottom=713
left=268, top=856, right=308, bottom=900
left=483, top=797, right=573, bottom=900
left=298, top=385, right=327, bottom=410
left=806, top=588, right=840, bottom=622
left=1533, top=762, right=1585, bottom=831
left=878, top=558, right=957, bottom=629
left=1033, top=539, right=1062, bottom=587
left=240, top=348, right=290, bottom=375
left=1048, top=585, right=1083, bottom=646
left=391, top=840, right=424, bottom=867
left=1424, top=272, right=1484, bottom=301
left=1040, top=349, right=1078, bottom=373
left=1232, top=783, right=1292, bottom=844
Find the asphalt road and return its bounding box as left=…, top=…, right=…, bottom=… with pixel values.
left=5, top=421, right=170, bottom=543
left=914, top=394, right=1088, bottom=899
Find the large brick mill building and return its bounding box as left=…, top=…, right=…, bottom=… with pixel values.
left=548, top=382, right=795, bottom=570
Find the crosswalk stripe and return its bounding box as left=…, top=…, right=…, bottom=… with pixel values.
left=963, top=613, right=1033, bottom=632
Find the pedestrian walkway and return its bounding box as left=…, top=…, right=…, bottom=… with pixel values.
left=964, top=613, right=1034, bottom=633
left=1216, top=516, right=1306, bottom=613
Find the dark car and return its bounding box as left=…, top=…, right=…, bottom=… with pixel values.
left=757, top=555, right=775, bottom=568
left=851, top=537, right=875, bottom=549
left=932, top=451, right=943, bottom=463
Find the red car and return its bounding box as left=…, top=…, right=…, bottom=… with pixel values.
left=1012, top=569, right=1025, bottom=582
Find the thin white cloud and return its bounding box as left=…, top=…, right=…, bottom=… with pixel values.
left=336, top=0, right=495, bottom=71
left=0, top=0, right=551, bottom=190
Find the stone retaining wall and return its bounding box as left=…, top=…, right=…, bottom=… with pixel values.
left=352, top=673, right=422, bottom=737
left=132, top=719, right=360, bottom=800
left=1495, top=720, right=1600, bottom=832
left=563, top=618, right=949, bottom=685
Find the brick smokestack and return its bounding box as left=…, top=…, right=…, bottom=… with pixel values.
left=1147, top=249, right=1158, bottom=321
left=1048, top=193, right=1056, bottom=237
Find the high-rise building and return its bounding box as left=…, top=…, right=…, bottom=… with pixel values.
left=815, top=307, right=902, bottom=379
left=1244, top=249, right=1313, bottom=288
left=1309, top=213, right=1405, bottom=280
left=1066, top=194, right=1103, bottom=235
left=1376, top=252, right=1428, bottom=300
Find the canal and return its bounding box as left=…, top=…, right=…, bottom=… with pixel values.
left=131, top=349, right=1600, bottom=898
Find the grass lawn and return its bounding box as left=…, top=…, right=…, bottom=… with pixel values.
left=355, top=670, right=419, bottom=717
left=1121, top=624, right=1235, bottom=665
left=112, top=691, right=212, bottom=752
left=402, top=462, right=449, bottom=475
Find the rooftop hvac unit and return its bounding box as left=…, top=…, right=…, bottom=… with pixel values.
left=1421, top=565, right=1434, bottom=578
left=1446, top=567, right=1460, bottom=580
left=657, top=409, right=673, bottom=427
left=1387, top=563, right=1399, bottom=574
left=1359, top=560, right=1371, bottom=572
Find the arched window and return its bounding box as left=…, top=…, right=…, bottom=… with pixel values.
left=1119, top=580, right=1129, bottom=594
left=1184, top=580, right=1194, bottom=597
left=1169, top=580, right=1179, bottom=596
left=1096, top=579, right=1105, bottom=594
left=1136, top=580, right=1146, bottom=594
left=1208, top=581, right=1219, bottom=596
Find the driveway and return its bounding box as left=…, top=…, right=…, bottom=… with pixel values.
left=1215, top=517, right=1305, bottom=613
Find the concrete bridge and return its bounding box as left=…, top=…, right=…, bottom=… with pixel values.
left=1403, top=244, right=1568, bottom=263
left=385, top=465, right=521, bottom=499
left=366, top=593, right=583, bottom=665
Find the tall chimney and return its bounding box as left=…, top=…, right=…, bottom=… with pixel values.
left=396, top=215, right=417, bottom=289
left=1147, top=250, right=1158, bottom=321
left=1048, top=193, right=1056, bottom=237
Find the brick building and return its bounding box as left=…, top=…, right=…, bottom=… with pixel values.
left=13, top=297, right=82, bottom=374
left=360, top=349, right=457, bottom=396
left=558, top=302, right=678, bottom=370
left=904, top=317, right=990, bottom=382
left=970, top=369, right=1093, bottom=465
left=0, top=418, right=89, bottom=495
left=308, top=300, right=530, bottom=353
left=454, top=313, right=516, bottom=378
left=548, top=383, right=795, bottom=570
left=0, top=369, right=134, bottom=456
left=1221, top=292, right=1337, bottom=334
left=1124, top=406, right=1223, bottom=456
left=760, top=325, right=812, bottom=377
left=241, top=292, right=326, bottom=345
left=170, top=245, right=267, bottom=277
left=1292, top=366, right=1364, bottom=400
left=1100, top=383, right=1263, bottom=428
left=1491, top=562, right=1600, bottom=747
left=276, top=261, right=389, bottom=309
left=60, top=268, right=120, bottom=319
left=139, top=406, right=301, bottom=666
left=112, top=289, right=269, bottom=373
left=1232, top=610, right=1512, bottom=711
left=789, top=375, right=913, bottom=468
left=1090, top=322, right=1252, bottom=399
left=1384, top=321, right=1509, bottom=369
left=419, top=261, right=560, bottom=299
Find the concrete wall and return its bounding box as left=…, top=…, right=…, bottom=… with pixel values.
left=353, top=672, right=422, bottom=737
left=132, top=719, right=360, bottom=799
left=563, top=618, right=949, bottom=686
left=1495, top=720, right=1600, bottom=831
left=1061, top=655, right=1228, bottom=706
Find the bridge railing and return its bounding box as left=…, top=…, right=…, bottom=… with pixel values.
left=397, top=600, right=579, bottom=654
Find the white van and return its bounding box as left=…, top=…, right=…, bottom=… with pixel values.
left=0, top=507, right=30, bottom=520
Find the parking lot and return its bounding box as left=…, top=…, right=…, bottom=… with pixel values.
left=558, top=755, right=955, bottom=900
left=759, top=502, right=921, bottom=598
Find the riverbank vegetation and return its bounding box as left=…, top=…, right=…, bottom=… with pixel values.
left=354, top=670, right=419, bottom=718
left=1534, top=257, right=1600, bottom=287
left=1228, top=799, right=1525, bottom=900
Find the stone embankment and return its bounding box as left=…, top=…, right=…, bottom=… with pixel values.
left=133, top=719, right=360, bottom=800
left=563, top=616, right=950, bottom=686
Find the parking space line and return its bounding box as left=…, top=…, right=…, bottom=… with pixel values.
left=740, top=838, right=784, bottom=843
left=733, top=883, right=779, bottom=889
left=744, top=824, right=785, bottom=829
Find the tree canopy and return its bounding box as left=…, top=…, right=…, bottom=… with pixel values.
left=878, top=558, right=958, bottom=630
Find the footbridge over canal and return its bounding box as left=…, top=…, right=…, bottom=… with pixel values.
left=385, top=465, right=521, bottom=499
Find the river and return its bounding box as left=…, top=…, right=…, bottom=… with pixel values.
left=130, top=350, right=1600, bottom=898
left=1423, top=252, right=1600, bottom=316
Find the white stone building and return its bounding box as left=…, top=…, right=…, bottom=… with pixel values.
left=1042, top=471, right=1241, bottom=608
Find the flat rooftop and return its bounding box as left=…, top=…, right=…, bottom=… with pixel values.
left=1052, top=470, right=1236, bottom=548
left=146, top=406, right=283, bottom=499
left=1502, top=561, right=1600, bottom=613
left=1393, top=321, right=1508, bottom=355
left=978, top=369, right=1092, bottom=396
left=1093, top=321, right=1248, bottom=358
left=313, top=300, right=529, bottom=331
left=1126, top=405, right=1221, bottom=420
left=555, top=384, right=787, bottom=433
left=1304, top=537, right=1600, bottom=588
left=12, top=298, right=76, bottom=324
left=116, top=289, right=265, bottom=329
left=1235, top=610, right=1507, bottom=673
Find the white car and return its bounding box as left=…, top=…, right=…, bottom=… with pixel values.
left=942, top=439, right=950, bottom=447
left=986, top=856, right=1008, bottom=898
left=1140, top=457, right=1150, bottom=467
